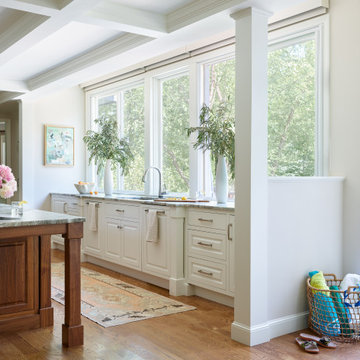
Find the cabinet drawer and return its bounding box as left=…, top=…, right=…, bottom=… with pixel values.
left=187, top=257, right=226, bottom=291
left=188, top=230, right=226, bottom=261
left=188, top=210, right=227, bottom=231
left=104, top=203, right=139, bottom=220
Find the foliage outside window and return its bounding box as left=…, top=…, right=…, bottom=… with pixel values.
left=268, top=38, right=316, bottom=176
left=91, top=85, right=145, bottom=192
left=161, top=74, right=190, bottom=194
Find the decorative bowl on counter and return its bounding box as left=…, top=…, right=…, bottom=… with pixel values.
left=74, top=183, right=95, bottom=194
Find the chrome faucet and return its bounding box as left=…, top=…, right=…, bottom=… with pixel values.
left=142, top=167, right=166, bottom=198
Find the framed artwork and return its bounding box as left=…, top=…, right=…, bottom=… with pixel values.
left=44, top=125, right=74, bottom=166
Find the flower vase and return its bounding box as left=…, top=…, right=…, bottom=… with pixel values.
left=215, top=155, right=228, bottom=204
left=104, top=159, right=113, bottom=196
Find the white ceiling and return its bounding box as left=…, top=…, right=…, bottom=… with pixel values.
left=0, top=0, right=308, bottom=104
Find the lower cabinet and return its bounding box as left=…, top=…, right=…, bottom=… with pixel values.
left=185, top=209, right=234, bottom=296
left=83, top=201, right=102, bottom=257
left=141, top=207, right=170, bottom=279
left=102, top=216, right=141, bottom=271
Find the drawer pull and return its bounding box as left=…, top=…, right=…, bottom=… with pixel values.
left=116, top=209, right=125, bottom=213
left=117, top=225, right=123, bottom=229
left=198, top=218, right=213, bottom=223
left=197, top=241, right=213, bottom=247
left=71, top=203, right=79, bottom=206
left=198, top=269, right=213, bottom=276
left=85, top=202, right=100, bottom=207
left=228, top=223, right=233, bottom=241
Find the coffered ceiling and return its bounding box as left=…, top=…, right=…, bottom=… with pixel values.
left=0, top=0, right=308, bottom=103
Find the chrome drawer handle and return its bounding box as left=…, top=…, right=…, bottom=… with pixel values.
left=198, top=218, right=213, bottom=223
left=197, top=241, right=213, bottom=247
left=117, top=225, right=123, bottom=229
left=198, top=269, right=213, bottom=276
left=116, top=209, right=125, bottom=213
left=228, top=223, right=233, bottom=241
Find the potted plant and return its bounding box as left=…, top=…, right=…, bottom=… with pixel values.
left=187, top=101, right=235, bottom=203
left=83, top=114, right=133, bottom=195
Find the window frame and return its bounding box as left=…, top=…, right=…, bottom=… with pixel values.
left=268, top=15, right=329, bottom=176
left=85, top=15, right=329, bottom=195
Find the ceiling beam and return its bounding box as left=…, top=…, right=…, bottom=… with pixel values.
left=0, top=79, right=28, bottom=92
left=78, top=3, right=168, bottom=38
left=0, top=0, right=101, bottom=67
left=27, top=33, right=153, bottom=90
left=167, top=0, right=247, bottom=32
left=0, top=91, right=24, bottom=105
left=0, top=0, right=61, bottom=16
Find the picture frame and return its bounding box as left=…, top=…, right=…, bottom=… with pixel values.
left=44, top=125, right=74, bottom=167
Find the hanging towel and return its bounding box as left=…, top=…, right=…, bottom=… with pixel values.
left=89, top=202, right=98, bottom=232
left=146, top=209, right=158, bottom=243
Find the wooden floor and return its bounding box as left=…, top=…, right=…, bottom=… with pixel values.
left=0, top=249, right=359, bottom=359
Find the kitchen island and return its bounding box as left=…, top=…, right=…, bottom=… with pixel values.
left=0, top=207, right=85, bottom=347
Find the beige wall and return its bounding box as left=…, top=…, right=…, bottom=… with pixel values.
left=329, top=0, right=360, bottom=274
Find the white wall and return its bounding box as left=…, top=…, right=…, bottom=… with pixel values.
left=329, top=0, right=360, bottom=274
left=21, top=86, right=85, bottom=210
left=267, top=177, right=343, bottom=337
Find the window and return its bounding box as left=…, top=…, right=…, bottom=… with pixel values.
left=202, top=57, right=235, bottom=198
left=268, top=32, right=321, bottom=176
left=86, top=17, right=328, bottom=195
left=160, top=73, right=190, bottom=194
left=90, top=84, right=145, bottom=193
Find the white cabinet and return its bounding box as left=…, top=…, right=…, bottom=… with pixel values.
left=228, top=215, right=235, bottom=294
left=83, top=201, right=102, bottom=257
left=99, top=202, right=141, bottom=271
left=141, top=207, right=170, bottom=279
left=186, top=209, right=234, bottom=296
left=51, top=194, right=81, bottom=246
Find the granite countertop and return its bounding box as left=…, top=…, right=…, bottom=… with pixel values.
left=51, top=192, right=235, bottom=211
left=0, top=205, right=85, bottom=228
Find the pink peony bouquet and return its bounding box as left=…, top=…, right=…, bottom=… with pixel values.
left=0, top=165, right=17, bottom=199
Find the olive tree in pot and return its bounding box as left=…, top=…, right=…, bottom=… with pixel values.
left=187, top=101, right=235, bottom=203
left=83, top=114, right=133, bottom=196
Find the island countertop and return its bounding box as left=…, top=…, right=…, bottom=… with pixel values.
left=0, top=205, right=85, bottom=228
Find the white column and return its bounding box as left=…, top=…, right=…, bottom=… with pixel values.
left=231, top=7, right=270, bottom=346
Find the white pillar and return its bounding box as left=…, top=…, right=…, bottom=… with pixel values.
left=231, top=7, right=270, bottom=346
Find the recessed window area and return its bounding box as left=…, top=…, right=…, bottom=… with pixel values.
left=87, top=24, right=327, bottom=197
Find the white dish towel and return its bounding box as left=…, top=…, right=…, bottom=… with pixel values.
left=146, top=209, right=158, bottom=243
left=88, top=202, right=98, bottom=232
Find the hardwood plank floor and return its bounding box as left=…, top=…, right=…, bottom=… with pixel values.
left=0, top=249, right=359, bottom=359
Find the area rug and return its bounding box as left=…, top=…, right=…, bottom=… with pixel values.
left=51, top=262, right=195, bottom=328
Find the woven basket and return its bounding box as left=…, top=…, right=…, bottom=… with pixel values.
left=307, top=273, right=360, bottom=343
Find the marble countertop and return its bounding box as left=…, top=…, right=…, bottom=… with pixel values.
left=51, top=192, right=235, bottom=211
left=0, top=205, right=85, bottom=228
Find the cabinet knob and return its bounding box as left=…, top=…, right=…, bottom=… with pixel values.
left=117, top=225, right=123, bottom=229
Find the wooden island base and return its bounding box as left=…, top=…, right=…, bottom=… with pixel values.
left=0, top=221, right=83, bottom=347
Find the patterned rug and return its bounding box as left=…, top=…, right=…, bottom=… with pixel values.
left=51, top=262, right=195, bottom=327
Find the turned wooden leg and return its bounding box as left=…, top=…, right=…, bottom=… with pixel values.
left=39, top=234, right=54, bottom=327
left=62, top=223, right=84, bottom=347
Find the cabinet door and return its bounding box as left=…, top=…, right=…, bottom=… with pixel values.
left=228, top=215, right=235, bottom=294
left=52, top=199, right=66, bottom=214
left=142, top=210, right=170, bottom=278
left=103, top=218, right=122, bottom=263
left=121, top=220, right=141, bottom=270
left=83, top=203, right=102, bottom=257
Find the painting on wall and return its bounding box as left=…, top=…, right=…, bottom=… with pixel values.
left=44, top=125, right=74, bottom=166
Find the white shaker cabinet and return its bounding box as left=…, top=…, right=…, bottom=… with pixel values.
left=141, top=207, right=170, bottom=279
left=83, top=201, right=102, bottom=257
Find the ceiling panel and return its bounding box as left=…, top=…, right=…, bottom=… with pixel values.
left=0, top=21, right=122, bottom=80
left=0, top=6, right=28, bottom=34
left=108, top=0, right=195, bottom=14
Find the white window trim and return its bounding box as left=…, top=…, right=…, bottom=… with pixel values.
left=268, top=15, right=330, bottom=176
left=85, top=15, right=329, bottom=195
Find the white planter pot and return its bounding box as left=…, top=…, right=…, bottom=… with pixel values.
left=104, top=159, right=113, bottom=196
left=215, top=155, right=228, bottom=204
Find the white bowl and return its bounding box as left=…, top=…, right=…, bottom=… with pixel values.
left=74, top=183, right=95, bottom=194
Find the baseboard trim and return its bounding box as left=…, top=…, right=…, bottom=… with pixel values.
left=268, top=311, right=309, bottom=339
left=231, top=321, right=270, bottom=346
